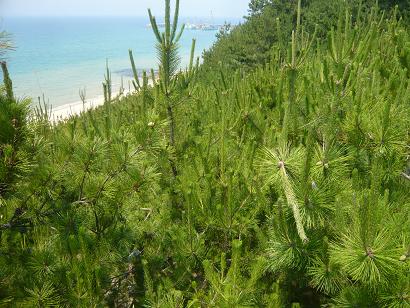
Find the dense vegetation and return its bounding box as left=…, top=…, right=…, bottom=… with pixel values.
left=203, top=0, right=410, bottom=71
left=1, top=0, right=409, bottom=306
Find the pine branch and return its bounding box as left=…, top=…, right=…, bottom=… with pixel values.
left=148, top=10, right=162, bottom=43
left=129, top=49, right=141, bottom=90
left=401, top=172, right=410, bottom=181
left=1, top=61, right=13, bottom=100
left=171, top=0, right=180, bottom=41
left=278, top=162, right=309, bottom=243
left=258, top=145, right=308, bottom=243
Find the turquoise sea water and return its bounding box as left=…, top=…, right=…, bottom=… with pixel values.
left=1, top=16, right=236, bottom=107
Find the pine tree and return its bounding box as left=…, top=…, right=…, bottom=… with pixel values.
left=147, top=0, right=197, bottom=177
left=0, top=0, right=409, bottom=306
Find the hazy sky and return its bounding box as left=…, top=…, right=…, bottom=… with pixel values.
left=1, top=0, right=250, bottom=18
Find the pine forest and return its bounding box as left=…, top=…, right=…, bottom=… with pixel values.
left=0, top=0, right=409, bottom=306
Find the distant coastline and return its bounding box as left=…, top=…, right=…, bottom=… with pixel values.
left=3, top=16, right=237, bottom=108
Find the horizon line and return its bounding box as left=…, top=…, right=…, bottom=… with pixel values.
left=1, top=14, right=245, bottom=19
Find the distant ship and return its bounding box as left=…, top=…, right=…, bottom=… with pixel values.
left=146, top=22, right=221, bottom=31
left=146, top=22, right=166, bottom=29
left=186, top=23, right=222, bottom=31
left=146, top=9, right=223, bottom=31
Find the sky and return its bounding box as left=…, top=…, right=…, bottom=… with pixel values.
left=0, top=0, right=250, bottom=18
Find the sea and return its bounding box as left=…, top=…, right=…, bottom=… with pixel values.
left=1, top=16, right=239, bottom=107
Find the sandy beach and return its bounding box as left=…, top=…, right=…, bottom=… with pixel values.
left=48, top=86, right=135, bottom=122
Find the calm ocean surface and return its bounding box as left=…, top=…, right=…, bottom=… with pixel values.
left=1, top=16, right=237, bottom=107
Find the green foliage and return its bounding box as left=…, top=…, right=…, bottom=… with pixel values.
left=0, top=63, right=31, bottom=197
left=0, top=31, right=13, bottom=60
left=0, top=1, right=409, bottom=307
left=199, top=240, right=270, bottom=306
left=103, top=60, right=112, bottom=103
left=146, top=0, right=198, bottom=180
left=203, top=0, right=410, bottom=72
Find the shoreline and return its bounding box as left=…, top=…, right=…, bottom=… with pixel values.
left=47, top=87, right=134, bottom=122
